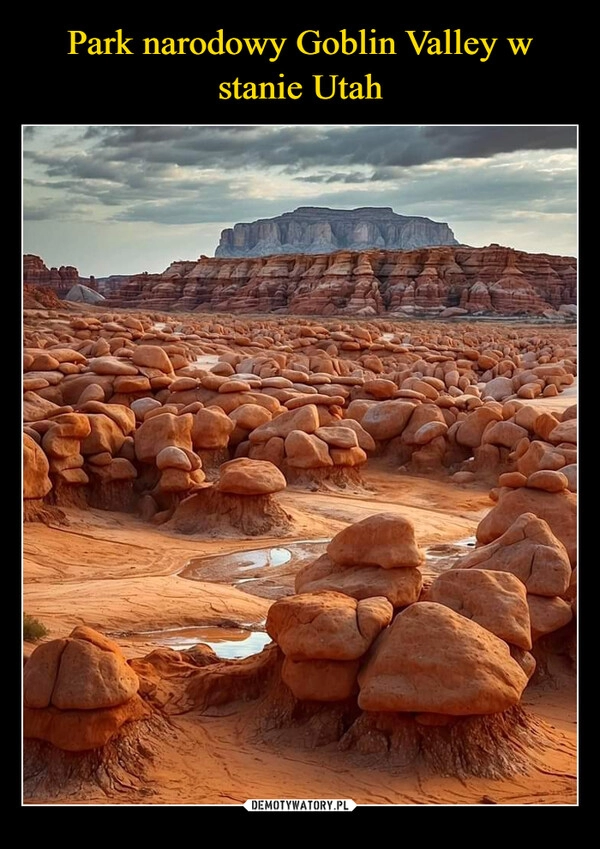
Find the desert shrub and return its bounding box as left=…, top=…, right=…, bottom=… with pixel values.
left=23, top=613, right=48, bottom=642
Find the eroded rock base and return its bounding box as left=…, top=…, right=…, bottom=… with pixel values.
left=169, top=488, right=294, bottom=536
left=23, top=713, right=170, bottom=801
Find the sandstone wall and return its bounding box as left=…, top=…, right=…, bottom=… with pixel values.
left=106, top=246, right=577, bottom=317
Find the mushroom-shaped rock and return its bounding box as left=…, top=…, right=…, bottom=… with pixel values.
left=329, top=446, right=368, bottom=467
left=216, top=458, right=286, bottom=495
left=427, top=569, right=532, bottom=650
left=295, top=554, right=422, bottom=608
left=357, top=602, right=529, bottom=715
left=327, top=512, right=424, bottom=569
left=24, top=627, right=139, bottom=711
left=455, top=513, right=571, bottom=597
left=476, top=489, right=577, bottom=567
left=266, top=592, right=393, bottom=661
left=157, top=468, right=203, bottom=492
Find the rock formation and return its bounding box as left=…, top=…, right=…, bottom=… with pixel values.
left=105, top=246, right=577, bottom=317
left=22, top=305, right=577, bottom=523
left=23, top=254, right=94, bottom=296
left=215, top=207, right=458, bottom=257
left=24, top=626, right=148, bottom=751
left=295, top=513, right=424, bottom=607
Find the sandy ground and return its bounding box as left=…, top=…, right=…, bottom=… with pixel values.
left=125, top=682, right=576, bottom=806
left=524, top=382, right=577, bottom=413
left=23, top=463, right=577, bottom=806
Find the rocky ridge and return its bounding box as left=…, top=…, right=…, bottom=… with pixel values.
left=23, top=255, right=95, bottom=296
left=106, top=246, right=576, bottom=317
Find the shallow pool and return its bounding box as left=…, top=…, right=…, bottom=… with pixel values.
left=114, top=625, right=272, bottom=659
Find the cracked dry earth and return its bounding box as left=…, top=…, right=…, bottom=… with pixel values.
left=23, top=466, right=577, bottom=806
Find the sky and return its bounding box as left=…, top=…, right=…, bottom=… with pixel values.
left=22, top=125, right=577, bottom=279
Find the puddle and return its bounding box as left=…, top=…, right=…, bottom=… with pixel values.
left=181, top=539, right=331, bottom=585
left=113, top=626, right=272, bottom=659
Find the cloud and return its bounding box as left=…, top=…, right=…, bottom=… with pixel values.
left=59, top=125, right=576, bottom=171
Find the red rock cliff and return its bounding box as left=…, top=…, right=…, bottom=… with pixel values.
left=105, top=245, right=577, bottom=317
left=23, top=255, right=95, bottom=296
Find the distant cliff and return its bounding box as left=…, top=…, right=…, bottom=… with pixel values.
left=215, top=207, right=459, bottom=258
left=105, top=246, right=577, bottom=317
left=23, top=254, right=95, bottom=295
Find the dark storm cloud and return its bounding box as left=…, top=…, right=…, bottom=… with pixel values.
left=87, top=125, right=576, bottom=171
left=26, top=126, right=575, bottom=176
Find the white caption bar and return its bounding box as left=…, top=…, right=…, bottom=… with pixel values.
left=244, top=799, right=356, bottom=812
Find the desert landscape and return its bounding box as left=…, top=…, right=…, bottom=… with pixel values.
left=22, top=125, right=577, bottom=807
left=23, top=286, right=577, bottom=806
